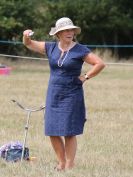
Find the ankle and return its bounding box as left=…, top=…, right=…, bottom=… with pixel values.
left=59, top=162, right=65, bottom=167
left=65, top=160, right=75, bottom=169
left=58, top=160, right=66, bottom=167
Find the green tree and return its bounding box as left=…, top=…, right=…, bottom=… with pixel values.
left=0, top=0, right=47, bottom=55
left=0, top=0, right=133, bottom=58
left=45, top=0, right=133, bottom=58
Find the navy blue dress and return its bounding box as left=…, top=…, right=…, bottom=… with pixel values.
left=44, top=42, right=91, bottom=136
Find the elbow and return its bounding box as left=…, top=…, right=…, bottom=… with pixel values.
left=102, top=62, right=106, bottom=69
left=100, top=62, right=106, bottom=70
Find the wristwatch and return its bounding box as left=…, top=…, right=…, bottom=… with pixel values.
left=84, top=74, right=90, bottom=80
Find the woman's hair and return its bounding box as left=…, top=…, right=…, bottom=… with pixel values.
left=73, top=35, right=78, bottom=42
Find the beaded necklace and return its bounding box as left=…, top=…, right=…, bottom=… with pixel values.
left=57, top=42, right=73, bottom=67
left=58, top=50, right=69, bottom=67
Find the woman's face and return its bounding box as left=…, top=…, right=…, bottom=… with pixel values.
left=57, top=29, right=75, bottom=42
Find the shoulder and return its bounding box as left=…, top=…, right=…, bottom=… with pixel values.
left=74, top=43, right=91, bottom=57
left=69, top=43, right=91, bottom=60
left=45, top=41, right=57, bottom=49
left=76, top=43, right=91, bottom=52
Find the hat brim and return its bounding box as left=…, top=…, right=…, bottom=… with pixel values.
left=49, top=25, right=81, bottom=36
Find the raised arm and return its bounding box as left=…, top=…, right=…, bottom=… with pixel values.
left=23, top=29, right=45, bottom=54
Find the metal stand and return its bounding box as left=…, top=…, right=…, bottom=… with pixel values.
left=11, top=99, right=45, bottom=162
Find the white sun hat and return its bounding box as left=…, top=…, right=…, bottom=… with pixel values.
left=49, top=17, right=81, bottom=36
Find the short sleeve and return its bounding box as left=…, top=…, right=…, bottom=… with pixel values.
left=75, top=44, right=91, bottom=59
left=82, top=45, right=91, bottom=58
left=45, top=42, right=56, bottom=59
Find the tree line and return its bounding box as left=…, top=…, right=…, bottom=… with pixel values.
left=0, top=0, right=133, bottom=58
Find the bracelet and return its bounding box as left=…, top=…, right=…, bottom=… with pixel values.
left=84, top=74, right=90, bottom=80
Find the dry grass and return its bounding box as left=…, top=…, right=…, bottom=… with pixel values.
left=0, top=58, right=133, bottom=177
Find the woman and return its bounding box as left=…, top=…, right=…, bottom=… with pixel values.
left=23, top=17, right=105, bottom=171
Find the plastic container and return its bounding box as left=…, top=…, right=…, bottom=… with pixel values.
left=0, top=67, right=12, bottom=75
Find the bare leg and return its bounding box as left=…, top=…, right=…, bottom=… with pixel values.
left=65, top=136, right=77, bottom=169
left=50, top=136, right=66, bottom=170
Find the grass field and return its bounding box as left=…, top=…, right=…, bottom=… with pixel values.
left=0, top=59, right=133, bottom=177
